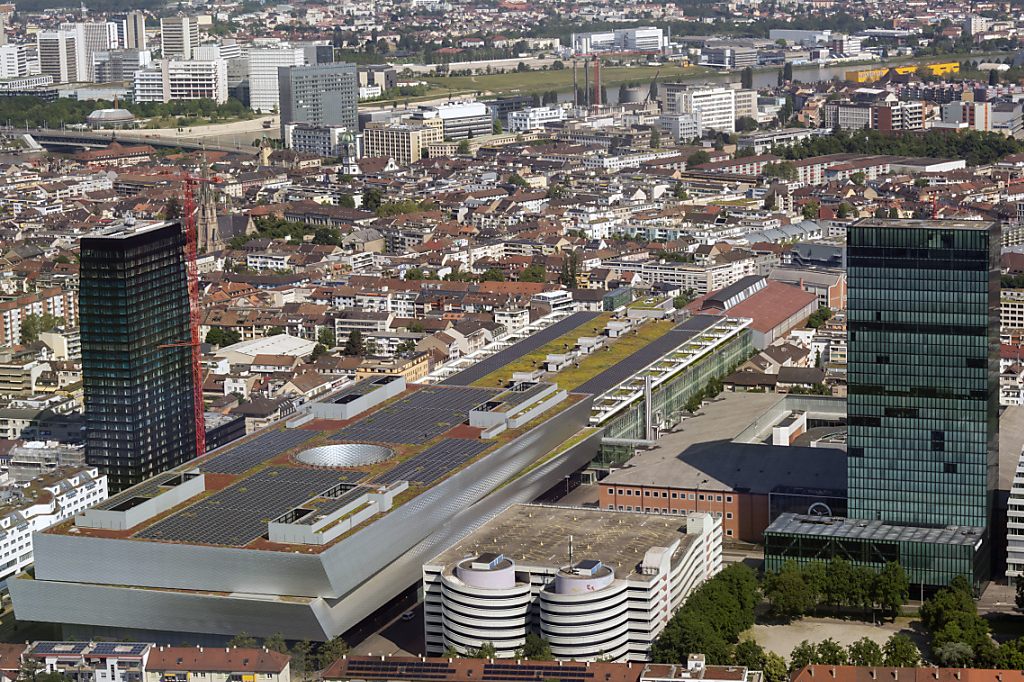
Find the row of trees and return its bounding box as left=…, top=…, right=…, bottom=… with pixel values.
left=776, top=129, right=1024, bottom=167
left=789, top=635, right=920, bottom=670
left=651, top=564, right=759, bottom=665
left=763, top=559, right=909, bottom=623
left=225, top=633, right=347, bottom=678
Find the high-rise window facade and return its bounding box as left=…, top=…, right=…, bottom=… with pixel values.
left=80, top=221, right=197, bottom=492
left=846, top=219, right=999, bottom=529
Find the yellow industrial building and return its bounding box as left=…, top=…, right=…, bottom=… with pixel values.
left=845, top=62, right=960, bottom=83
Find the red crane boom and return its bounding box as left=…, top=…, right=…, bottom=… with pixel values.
left=182, top=174, right=206, bottom=458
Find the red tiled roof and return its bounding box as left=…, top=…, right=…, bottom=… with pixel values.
left=715, top=281, right=819, bottom=333
left=793, top=666, right=1024, bottom=682
left=146, top=647, right=289, bottom=674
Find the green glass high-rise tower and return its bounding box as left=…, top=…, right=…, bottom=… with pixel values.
left=766, top=219, right=999, bottom=589
left=80, top=220, right=197, bottom=492
left=846, top=219, right=999, bottom=529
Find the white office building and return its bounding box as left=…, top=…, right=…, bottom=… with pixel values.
left=508, top=106, right=566, bottom=132
left=59, top=22, right=118, bottom=81
left=665, top=84, right=736, bottom=134
left=571, top=27, right=665, bottom=54
left=248, top=46, right=305, bottom=112
left=659, top=113, right=701, bottom=143
left=423, top=505, right=722, bottom=661
left=132, top=58, right=228, bottom=103
left=0, top=44, right=28, bottom=79
left=0, top=466, right=107, bottom=587
left=36, top=31, right=81, bottom=84
left=160, top=16, right=199, bottom=59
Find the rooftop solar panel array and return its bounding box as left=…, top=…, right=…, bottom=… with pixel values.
left=441, top=311, right=602, bottom=386
left=342, top=660, right=455, bottom=680
left=333, top=386, right=498, bottom=445
left=135, top=467, right=365, bottom=546
left=201, top=430, right=317, bottom=475
left=89, top=642, right=150, bottom=656
left=31, top=642, right=91, bottom=656
left=481, top=664, right=595, bottom=682
left=573, top=314, right=721, bottom=397
left=375, top=438, right=490, bottom=486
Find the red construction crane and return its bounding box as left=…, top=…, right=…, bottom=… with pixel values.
left=160, top=169, right=218, bottom=459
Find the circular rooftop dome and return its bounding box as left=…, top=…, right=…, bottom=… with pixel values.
left=86, top=108, right=136, bottom=129
left=294, top=443, right=394, bottom=468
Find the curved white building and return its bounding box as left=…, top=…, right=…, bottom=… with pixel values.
left=424, top=505, right=722, bottom=661
left=439, top=554, right=532, bottom=656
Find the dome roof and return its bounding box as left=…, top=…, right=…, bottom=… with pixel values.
left=86, top=108, right=135, bottom=123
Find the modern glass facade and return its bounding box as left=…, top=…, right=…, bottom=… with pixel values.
left=80, top=221, right=197, bottom=492
left=278, top=62, right=358, bottom=136
left=602, top=329, right=752, bottom=442
left=765, top=219, right=1000, bottom=589
left=846, top=219, right=1000, bottom=528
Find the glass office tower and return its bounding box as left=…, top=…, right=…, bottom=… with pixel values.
left=765, top=219, right=999, bottom=589
left=80, top=220, right=197, bottom=492
left=846, top=219, right=1000, bottom=529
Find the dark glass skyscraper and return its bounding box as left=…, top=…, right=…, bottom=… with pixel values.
left=846, top=219, right=1000, bottom=529
left=765, top=219, right=999, bottom=589
left=80, top=220, right=197, bottom=492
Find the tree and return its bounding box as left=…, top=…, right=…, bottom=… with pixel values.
left=559, top=251, right=579, bottom=289
left=315, top=636, right=349, bottom=670
left=807, top=306, right=833, bottom=329
left=686, top=150, right=710, bottom=167
left=850, top=171, right=866, bottom=186
left=318, top=328, right=336, bottom=348
left=21, top=313, right=60, bottom=344
left=836, top=202, right=851, bottom=219
left=789, top=641, right=819, bottom=671
left=405, top=267, right=426, bottom=280
left=652, top=564, right=758, bottom=665
left=163, top=195, right=182, bottom=220
left=361, top=187, right=383, bottom=211
left=736, top=116, right=758, bottom=132
left=552, top=60, right=565, bottom=70
left=481, top=268, right=504, bottom=282
left=457, top=139, right=471, bottom=155
left=313, top=226, right=342, bottom=245
left=815, top=639, right=848, bottom=666
left=650, top=127, right=661, bottom=149
left=263, top=633, right=288, bottom=654
left=873, top=562, right=909, bottom=619
left=802, top=200, right=820, bottom=220
left=469, top=642, right=498, bottom=658
left=989, top=69, right=999, bottom=86
left=265, top=326, right=285, bottom=336
left=996, top=638, right=1024, bottom=669
left=763, top=161, right=798, bottom=181
left=933, top=641, right=974, bottom=667
left=228, top=633, right=258, bottom=648
left=1016, top=580, right=1024, bottom=610
left=823, top=558, right=853, bottom=612
left=17, top=657, right=44, bottom=682
left=762, top=652, right=788, bottom=682
left=783, top=61, right=794, bottom=82
left=493, top=119, right=503, bottom=134
left=741, top=66, right=754, bottom=89
left=206, top=327, right=241, bottom=347
left=519, top=264, right=547, bottom=283
left=344, top=330, right=365, bottom=356
left=846, top=638, right=883, bottom=666
left=763, top=561, right=816, bottom=622
left=310, top=343, right=327, bottom=362
left=518, top=633, right=554, bottom=660
left=882, top=634, right=920, bottom=667
left=508, top=173, right=530, bottom=188
left=673, top=289, right=696, bottom=309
